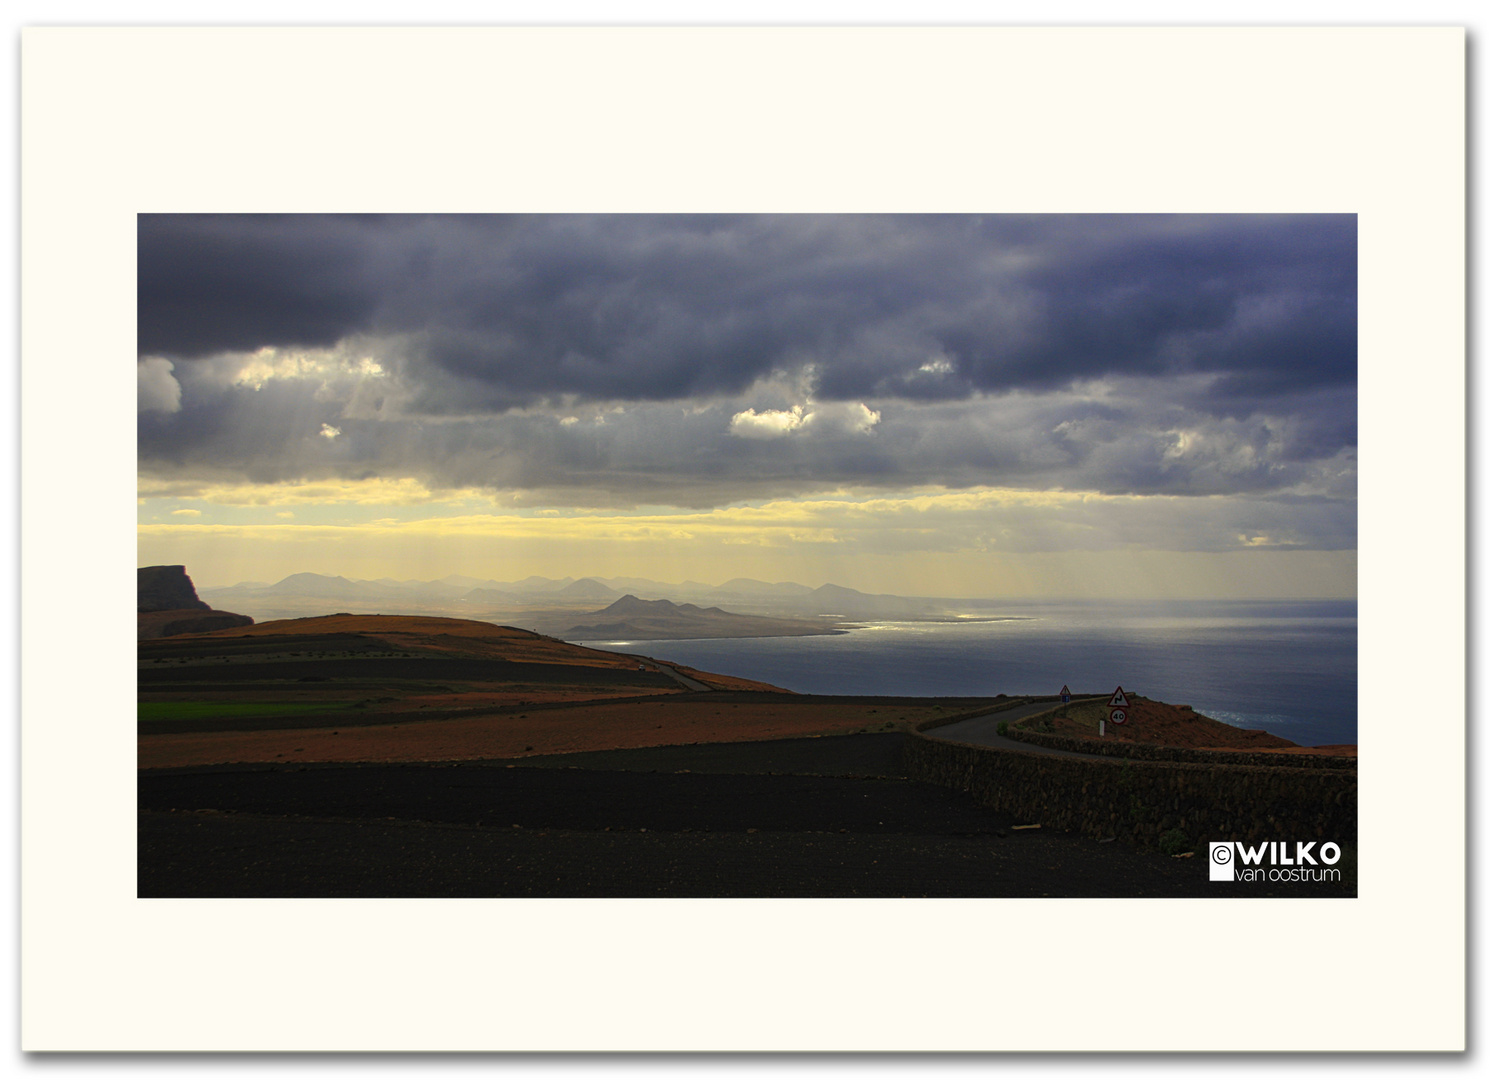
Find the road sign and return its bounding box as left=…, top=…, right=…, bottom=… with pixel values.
left=1108, top=686, right=1129, bottom=708
left=1059, top=684, right=1071, bottom=703
left=1109, top=708, right=1128, bottom=725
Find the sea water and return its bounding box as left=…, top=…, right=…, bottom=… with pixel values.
left=578, top=599, right=1357, bottom=748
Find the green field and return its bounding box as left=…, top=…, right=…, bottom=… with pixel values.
left=137, top=701, right=356, bottom=724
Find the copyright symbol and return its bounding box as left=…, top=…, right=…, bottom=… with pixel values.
left=1211, top=844, right=1233, bottom=865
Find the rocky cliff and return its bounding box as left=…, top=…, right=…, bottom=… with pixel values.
left=138, top=565, right=210, bottom=612
left=138, top=565, right=254, bottom=639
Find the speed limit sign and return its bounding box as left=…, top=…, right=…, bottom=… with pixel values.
left=1109, top=708, right=1128, bottom=725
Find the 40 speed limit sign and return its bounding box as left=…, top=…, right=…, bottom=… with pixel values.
left=1109, top=707, right=1128, bottom=724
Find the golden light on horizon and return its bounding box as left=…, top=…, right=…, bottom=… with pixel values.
left=138, top=484, right=1354, bottom=599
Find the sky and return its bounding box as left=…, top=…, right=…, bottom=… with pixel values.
left=136, top=213, right=1357, bottom=598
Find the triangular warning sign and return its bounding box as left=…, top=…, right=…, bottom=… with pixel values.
left=1059, top=685, right=1071, bottom=697
left=1108, top=686, right=1129, bottom=708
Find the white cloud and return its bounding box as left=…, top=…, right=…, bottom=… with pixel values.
left=170, top=508, right=201, bottom=517
left=137, top=357, right=182, bottom=413
left=729, top=401, right=879, bottom=439
left=231, top=346, right=388, bottom=392
left=729, top=405, right=807, bottom=439
left=319, top=424, right=342, bottom=440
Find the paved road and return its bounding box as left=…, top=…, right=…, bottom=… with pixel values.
left=654, top=663, right=713, bottom=692
left=928, top=698, right=1115, bottom=760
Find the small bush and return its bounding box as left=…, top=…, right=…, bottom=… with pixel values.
left=1159, top=828, right=1191, bottom=856
left=996, top=720, right=1009, bottom=736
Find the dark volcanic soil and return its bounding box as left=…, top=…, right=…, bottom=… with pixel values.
left=138, top=734, right=1352, bottom=899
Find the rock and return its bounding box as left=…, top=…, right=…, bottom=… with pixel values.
left=138, top=565, right=210, bottom=612
left=137, top=565, right=254, bottom=638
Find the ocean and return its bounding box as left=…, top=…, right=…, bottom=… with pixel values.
left=578, top=599, right=1358, bottom=748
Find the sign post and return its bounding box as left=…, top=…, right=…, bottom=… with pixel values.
left=1059, top=684, right=1071, bottom=704
left=1107, top=686, right=1128, bottom=728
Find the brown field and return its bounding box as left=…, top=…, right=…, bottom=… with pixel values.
left=139, top=614, right=854, bottom=768
left=137, top=697, right=950, bottom=769
left=360, top=687, right=682, bottom=710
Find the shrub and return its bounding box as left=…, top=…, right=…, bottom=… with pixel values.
left=996, top=720, right=1009, bottom=736
left=1159, top=828, right=1191, bottom=856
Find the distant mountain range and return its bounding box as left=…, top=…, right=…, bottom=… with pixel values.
left=556, top=595, right=843, bottom=640
left=199, top=572, right=1008, bottom=638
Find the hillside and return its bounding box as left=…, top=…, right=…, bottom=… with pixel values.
left=185, top=612, right=645, bottom=667
left=1016, top=697, right=1314, bottom=753
left=140, top=613, right=790, bottom=706
left=135, top=614, right=971, bottom=772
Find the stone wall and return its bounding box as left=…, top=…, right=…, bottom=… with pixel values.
left=903, top=734, right=1356, bottom=849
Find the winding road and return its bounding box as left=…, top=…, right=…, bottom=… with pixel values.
left=929, top=698, right=1116, bottom=760
left=653, top=663, right=714, bottom=693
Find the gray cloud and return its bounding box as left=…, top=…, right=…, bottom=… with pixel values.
left=139, top=363, right=1354, bottom=512
left=137, top=215, right=1356, bottom=546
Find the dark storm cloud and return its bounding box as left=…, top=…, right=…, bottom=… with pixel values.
left=961, top=215, right=1355, bottom=404
left=139, top=215, right=386, bottom=357
left=138, top=214, right=1356, bottom=414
